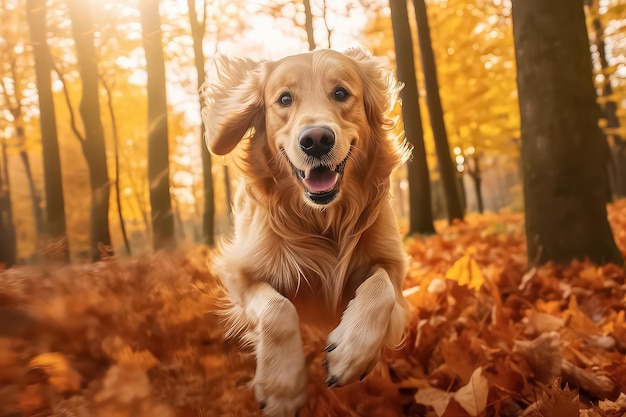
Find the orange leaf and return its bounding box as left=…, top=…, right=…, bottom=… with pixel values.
left=28, top=352, right=81, bottom=393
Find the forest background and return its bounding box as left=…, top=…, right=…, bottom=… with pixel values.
left=2, top=1, right=626, bottom=416
left=0, top=0, right=565, bottom=263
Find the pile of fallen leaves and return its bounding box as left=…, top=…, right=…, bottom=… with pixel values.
left=1, top=201, right=626, bottom=417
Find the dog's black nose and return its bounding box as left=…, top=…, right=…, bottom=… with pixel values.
left=298, top=126, right=335, bottom=158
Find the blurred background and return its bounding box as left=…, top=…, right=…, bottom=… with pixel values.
left=0, top=0, right=623, bottom=263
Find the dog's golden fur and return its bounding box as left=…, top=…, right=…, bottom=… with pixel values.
left=202, top=48, right=411, bottom=416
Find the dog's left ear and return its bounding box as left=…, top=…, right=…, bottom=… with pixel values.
left=201, top=57, right=266, bottom=155
left=344, top=48, right=401, bottom=129
left=345, top=48, right=411, bottom=168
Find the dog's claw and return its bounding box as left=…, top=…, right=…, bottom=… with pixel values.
left=360, top=372, right=367, bottom=381
left=321, top=358, right=328, bottom=370
left=259, top=401, right=266, bottom=410
left=326, top=375, right=339, bottom=388
left=324, top=343, right=337, bottom=352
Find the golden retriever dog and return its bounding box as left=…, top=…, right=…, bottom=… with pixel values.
left=202, top=48, right=411, bottom=416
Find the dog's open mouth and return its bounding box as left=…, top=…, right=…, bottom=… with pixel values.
left=290, top=154, right=349, bottom=205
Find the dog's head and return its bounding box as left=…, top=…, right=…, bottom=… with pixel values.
left=202, top=48, right=409, bottom=207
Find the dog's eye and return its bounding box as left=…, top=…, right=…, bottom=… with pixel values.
left=333, top=87, right=350, bottom=102
left=278, top=92, right=293, bottom=107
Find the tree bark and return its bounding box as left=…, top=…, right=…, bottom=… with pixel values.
left=303, top=0, right=316, bottom=51
left=0, top=142, right=17, bottom=268
left=26, top=0, right=69, bottom=262
left=139, top=0, right=175, bottom=251
left=389, top=0, right=435, bottom=235
left=68, top=0, right=113, bottom=261
left=19, top=149, right=45, bottom=239
left=513, top=0, right=622, bottom=265
left=2, top=55, right=46, bottom=242
left=188, top=0, right=215, bottom=247
left=412, top=0, right=464, bottom=223
left=101, top=77, right=131, bottom=255
left=468, top=155, right=483, bottom=214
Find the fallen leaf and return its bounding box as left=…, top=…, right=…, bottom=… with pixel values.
left=514, top=331, right=562, bottom=384
left=414, top=387, right=453, bottom=417
left=28, top=352, right=81, bottom=393
left=453, top=367, right=489, bottom=417
left=445, top=255, right=485, bottom=291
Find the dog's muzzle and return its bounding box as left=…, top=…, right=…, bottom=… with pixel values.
left=290, top=154, right=349, bottom=205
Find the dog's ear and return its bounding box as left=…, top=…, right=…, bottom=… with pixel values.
left=201, top=57, right=265, bottom=155
left=344, top=48, right=401, bottom=129
left=345, top=47, right=412, bottom=167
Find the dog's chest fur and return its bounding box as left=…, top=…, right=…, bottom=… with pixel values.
left=220, top=185, right=378, bottom=310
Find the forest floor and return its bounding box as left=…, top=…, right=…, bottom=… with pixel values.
left=1, top=201, right=626, bottom=417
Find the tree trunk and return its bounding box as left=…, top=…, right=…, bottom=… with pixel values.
left=412, top=0, right=464, bottom=223
left=468, top=155, right=483, bottom=214
left=139, top=0, right=175, bottom=251
left=68, top=0, right=113, bottom=261
left=4, top=56, right=46, bottom=242
left=389, top=0, right=435, bottom=236
left=102, top=77, right=131, bottom=255
left=303, top=0, right=316, bottom=51
left=0, top=142, right=17, bottom=268
left=513, top=0, right=622, bottom=265
left=188, top=0, right=215, bottom=247
left=26, top=0, right=69, bottom=262
left=586, top=0, right=626, bottom=198
left=19, top=149, right=45, bottom=239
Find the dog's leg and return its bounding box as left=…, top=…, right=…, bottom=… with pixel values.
left=324, top=267, right=405, bottom=386
left=241, top=282, right=306, bottom=416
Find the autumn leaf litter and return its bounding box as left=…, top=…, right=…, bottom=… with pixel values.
left=1, top=201, right=626, bottom=417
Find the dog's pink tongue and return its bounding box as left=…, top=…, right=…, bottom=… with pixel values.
left=303, top=167, right=339, bottom=193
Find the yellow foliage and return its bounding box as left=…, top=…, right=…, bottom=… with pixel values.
left=445, top=254, right=485, bottom=290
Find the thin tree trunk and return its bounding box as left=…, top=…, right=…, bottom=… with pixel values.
left=0, top=35, right=44, bottom=254
left=68, top=0, right=113, bottom=261
left=26, top=0, right=69, bottom=262
left=188, top=0, right=215, bottom=247
left=320, top=0, right=332, bottom=48
left=513, top=0, right=622, bottom=265
left=139, top=0, right=175, bottom=251
left=303, top=0, right=316, bottom=51
left=586, top=0, right=626, bottom=198
left=457, top=175, right=467, bottom=213
left=0, top=142, right=17, bottom=267
left=101, top=77, right=131, bottom=255
left=468, top=155, right=483, bottom=214
left=413, top=0, right=464, bottom=223
left=389, top=0, right=435, bottom=235
left=173, top=201, right=186, bottom=240
left=19, top=149, right=45, bottom=238
left=126, top=166, right=151, bottom=235
left=1, top=58, right=46, bottom=242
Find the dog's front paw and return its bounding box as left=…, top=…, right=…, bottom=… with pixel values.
left=253, top=331, right=307, bottom=416
left=323, top=316, right=385, bottom=388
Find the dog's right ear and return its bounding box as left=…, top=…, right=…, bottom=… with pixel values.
left=201, top=57, right=265, bottom=155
